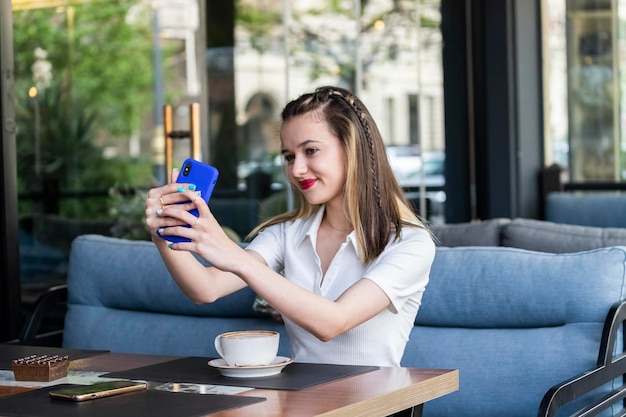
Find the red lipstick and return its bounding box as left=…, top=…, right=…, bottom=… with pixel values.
left=299, top=179, right=317, bottom=190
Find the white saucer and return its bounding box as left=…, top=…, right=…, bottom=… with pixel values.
left=208, top=356, right=293, bottom=378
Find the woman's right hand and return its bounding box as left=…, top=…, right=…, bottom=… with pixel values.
left=144, top=168, right=189, bottom=242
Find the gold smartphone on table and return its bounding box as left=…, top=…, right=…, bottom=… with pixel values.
left=49, top=380, right=147, bottom=401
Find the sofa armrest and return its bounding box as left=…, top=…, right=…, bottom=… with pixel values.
left=538, top=300, right=626, bottom=417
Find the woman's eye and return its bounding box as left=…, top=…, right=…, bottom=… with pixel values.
left=305, top=148, right=318, bottom=155
left=283, top=154, right=295, bottom=163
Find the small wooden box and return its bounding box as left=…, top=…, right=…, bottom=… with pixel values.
left=12, top=355, right=69, bottom=382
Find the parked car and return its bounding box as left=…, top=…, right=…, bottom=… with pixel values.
left=237, top=155, right=287, bottom=194
left=386, top=146, right=444, bottom=187
left=386, top=146, right=446, bottom=222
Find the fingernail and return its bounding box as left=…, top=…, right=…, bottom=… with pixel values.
left=172, top=168, right=179, bottom=173
left=156, top=209, right=163, bottom=215
left=188, top=184, right=196, bottom=191
left=167, top=243, right=173, bottom=249
left=157, top=228, right=163, bottom=234
left=177, top=187, right=185, bottom=193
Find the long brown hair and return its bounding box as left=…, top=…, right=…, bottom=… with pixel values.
left=248, top=86, right=424, bottom=264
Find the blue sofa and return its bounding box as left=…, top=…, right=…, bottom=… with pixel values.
left=62, top=219, right=626, bottom=417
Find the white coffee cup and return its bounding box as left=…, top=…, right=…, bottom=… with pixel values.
left=214, top=330, right=280, bottom=366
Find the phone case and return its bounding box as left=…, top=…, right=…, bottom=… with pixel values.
left=49, top=381, right=147, bottom=401
left=157, top=158, right=219, bottom=243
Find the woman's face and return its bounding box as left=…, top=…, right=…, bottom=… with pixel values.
left=280, top=111, right=347, bottom=207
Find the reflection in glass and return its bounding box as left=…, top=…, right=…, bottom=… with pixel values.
left=233, top=0, right=445, bottom=221
left=12, top=1, right=159, bottom=304
left=11, top=0, right=446, bottom=319
left=545, top=0, right=625, bottom=181
left=567, top=0, right=618, bottom=180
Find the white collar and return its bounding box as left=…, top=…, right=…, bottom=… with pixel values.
left=297, top=206, right=358, bottom=252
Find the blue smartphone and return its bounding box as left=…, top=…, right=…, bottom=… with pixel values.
left=157, top=158, right=219, bottom=243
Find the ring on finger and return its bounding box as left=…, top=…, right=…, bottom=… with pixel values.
left=193, top=217, right=200, bottom=228
left=159, top=197, right=166, bottom=208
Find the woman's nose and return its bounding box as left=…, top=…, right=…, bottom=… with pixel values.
left=290, top=157, right=307, bottom=177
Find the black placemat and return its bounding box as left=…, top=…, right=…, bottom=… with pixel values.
left=0, top=384, right=265, bottom=417
left=0, top=345, right=108, bottom=369
left=103, top=357, right=379, bottom=391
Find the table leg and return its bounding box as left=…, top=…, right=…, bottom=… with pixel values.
left=388, top=404, right=423, bottom=417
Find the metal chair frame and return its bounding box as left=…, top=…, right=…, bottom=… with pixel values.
left=538, top=301, right=626, bottom=417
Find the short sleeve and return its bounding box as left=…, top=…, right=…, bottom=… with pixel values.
left=245, top=223, right=285, bottom=272
left=363, top=227, right=435, bottom=313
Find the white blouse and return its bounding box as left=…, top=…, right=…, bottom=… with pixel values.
left=245, top=206, right=435, bottom=366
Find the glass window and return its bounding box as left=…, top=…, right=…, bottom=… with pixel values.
left=12, top=2, right=161, bottom=308
left=12, top=0, right=445, bottom=308
left=544, top=0, right=625, bottom=182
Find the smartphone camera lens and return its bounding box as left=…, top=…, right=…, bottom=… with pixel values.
left=183, top=162, right=192, bottom=176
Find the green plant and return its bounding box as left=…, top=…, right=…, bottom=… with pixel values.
left=13, top=2, right=159, bottom=221
left=16, top=82, right=98, bottom=190
left=108, top=187, right=151, bottom=241
left=13, top=2, right=155, bottom=138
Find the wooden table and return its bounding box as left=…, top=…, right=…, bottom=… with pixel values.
left=1, top=351, right=458, bottom=417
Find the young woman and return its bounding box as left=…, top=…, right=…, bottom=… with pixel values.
left=145, top=86, right=435, bottom=367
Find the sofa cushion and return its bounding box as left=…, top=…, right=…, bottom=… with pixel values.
left=404, top=246, right=626, bottom=417
left=416, top=246, right=626, bottom=327
left=406, top=324, right=605, bottom=417
left=65, top=307, right=290, bottom=357
left=64, top=234, right=292, bottom=357
left=66, top=235, right=259, bottom=318
left=503, top=218, right=626, bottom=253
left=428, top=218, right=510, bottom=247
left=545, top=192, right=626, bottom=227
